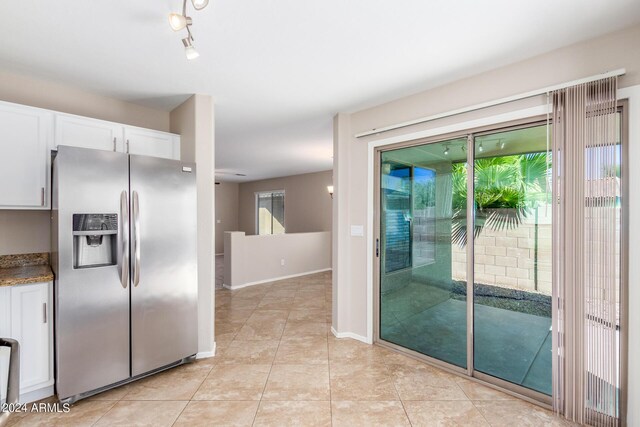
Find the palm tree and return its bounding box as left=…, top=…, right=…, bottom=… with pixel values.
left=451, top=152, right=550, bottom=246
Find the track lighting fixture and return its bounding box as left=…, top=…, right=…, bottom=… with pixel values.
left=183, top=37, right=199, bottom=60
left=191, top=0, right=209, bottom=10
left=169, top=13, right=192, bottom=31
left=169, top=0, right=209, bottom=59
left=478, top=142, right=484, bottom=152
left=444, top=145, right=450, bottom=156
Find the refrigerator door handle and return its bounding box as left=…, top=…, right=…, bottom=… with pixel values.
left=120, top=191, right=130, bottom=288
left=132, top=190, right=141, bottom=287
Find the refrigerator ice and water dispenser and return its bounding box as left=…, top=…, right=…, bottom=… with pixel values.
left=72, top=213, right=118, bottom=268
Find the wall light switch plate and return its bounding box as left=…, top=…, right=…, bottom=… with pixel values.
left=350, top=225, right=364, bottom=237
left=280, top=259, right=285, bottom=266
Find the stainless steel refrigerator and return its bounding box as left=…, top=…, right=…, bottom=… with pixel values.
left=51, top=145, right=198, bottom=403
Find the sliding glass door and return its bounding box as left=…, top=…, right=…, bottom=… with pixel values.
left=379, top=138, right=468, bottom=368
left=377, top=122, right=554, bottom=398
left=472, top=125, right=552, bottom=395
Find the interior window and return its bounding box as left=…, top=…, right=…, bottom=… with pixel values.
left=256, top=191, right=285, bottom=235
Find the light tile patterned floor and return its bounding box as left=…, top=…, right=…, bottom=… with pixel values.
left=11, top=271, right=574, bottom=426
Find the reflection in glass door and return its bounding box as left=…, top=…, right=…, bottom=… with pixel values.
left=472, top=124, right=552, bottom=395
left=379, top=138, right=468, bottom=368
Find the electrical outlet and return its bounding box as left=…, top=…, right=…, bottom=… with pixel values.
left=280, top=258, right=285, bottom=266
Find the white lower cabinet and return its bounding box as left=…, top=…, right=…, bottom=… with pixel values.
left=0, top=282, right=53, bottom=403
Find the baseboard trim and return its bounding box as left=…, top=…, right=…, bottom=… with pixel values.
left=223, top=268, right=332, bottom=290
left=20, top=385, right=54, bottom=404
left=196, top=343, right=216, bottom=359
left=330, top=326, right=372, bottom=344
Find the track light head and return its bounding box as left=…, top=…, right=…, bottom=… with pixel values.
left=182, top=37, right=199, bottom=60
left=191, top=0, right=209, bottom=10
left=478, top=143, right=484, bottom=153
left=171, top=0, right=208, bottom=58
left=444, top=146, right=450, bottom=156
left=169, top=13, right=192, bottom=31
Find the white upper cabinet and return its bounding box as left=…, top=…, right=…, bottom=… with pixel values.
left=0, top=100, right=181, bottom=209
left=0, top=102, right=52, bottom=209
left=124, top=126, right=180, bottom=160
left=54, top=114, right=124, bottom=152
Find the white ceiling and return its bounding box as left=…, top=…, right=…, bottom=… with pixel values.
left=1, top=1, right=639, bottom=182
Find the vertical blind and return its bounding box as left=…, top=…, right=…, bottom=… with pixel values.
left=551, top=76, right=621, bottom=426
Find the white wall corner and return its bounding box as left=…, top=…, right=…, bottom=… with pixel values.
left=619, top=84, right=639, bottom=426
left=196, top=342, right=217, bottom=359
left=332, top=113, right=352, bottom=338
left=330, top=326, right=372, bottom=345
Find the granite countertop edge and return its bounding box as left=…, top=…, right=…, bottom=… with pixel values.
left=0, top=253, right=54, bottom=287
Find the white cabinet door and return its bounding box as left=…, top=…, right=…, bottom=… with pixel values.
left=0, top=287, right=10, bottom=401
left=10, top=283, right=52, bottom=393
left=55, top=114, right=124, bottom=152
left=125, top=127, right=180, bottom=160
left=0, top=102, right=51, bottom=208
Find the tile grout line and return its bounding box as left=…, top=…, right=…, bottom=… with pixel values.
left=89, top=400, right=118, bottom=426
left=386, top=360, right=413, bottom=426
left=169, top=400, right=190, bottom=427
left=451, top=378, right=497, bottom=425
left=249, top=281, right=294, bottom=426
left=469, top=399, right=494, bottom=426
left=169, top=360, right=215, bottom=425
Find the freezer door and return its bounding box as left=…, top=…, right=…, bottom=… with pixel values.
left=129, top=155, right=198, bottom=375
left=53, top=146, right=130, bottom=400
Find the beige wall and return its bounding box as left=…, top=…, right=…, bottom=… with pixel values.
left=0, top=72, right=171, bottom=256
left=0, top=70, right=170, bottom=132
left=215, top=182, right=239, bottom=254
left=333, top=24, right=640, bottom=422
left=170, top=95, right=216, bottom=357
left=0, top=211, right=50, bottom=256
left=238, top=170, right=333, bottom=235
left=224, top=231, right=331, bottom=289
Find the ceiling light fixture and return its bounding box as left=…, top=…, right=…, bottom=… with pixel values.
left=499, top=140, right=506, bottom=150
left=478, top=142, right=484, bottom=153
left=169, top=0, right=209, bottom=59
left=327, top=185, right=334, bottom=199
left=183, top=37, right=199, bottom=60
left=191, top=0, right=210, bottom=10
left=168, top=13, right=191, bottom=31
left=444, top=145, right=450, bottom=156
